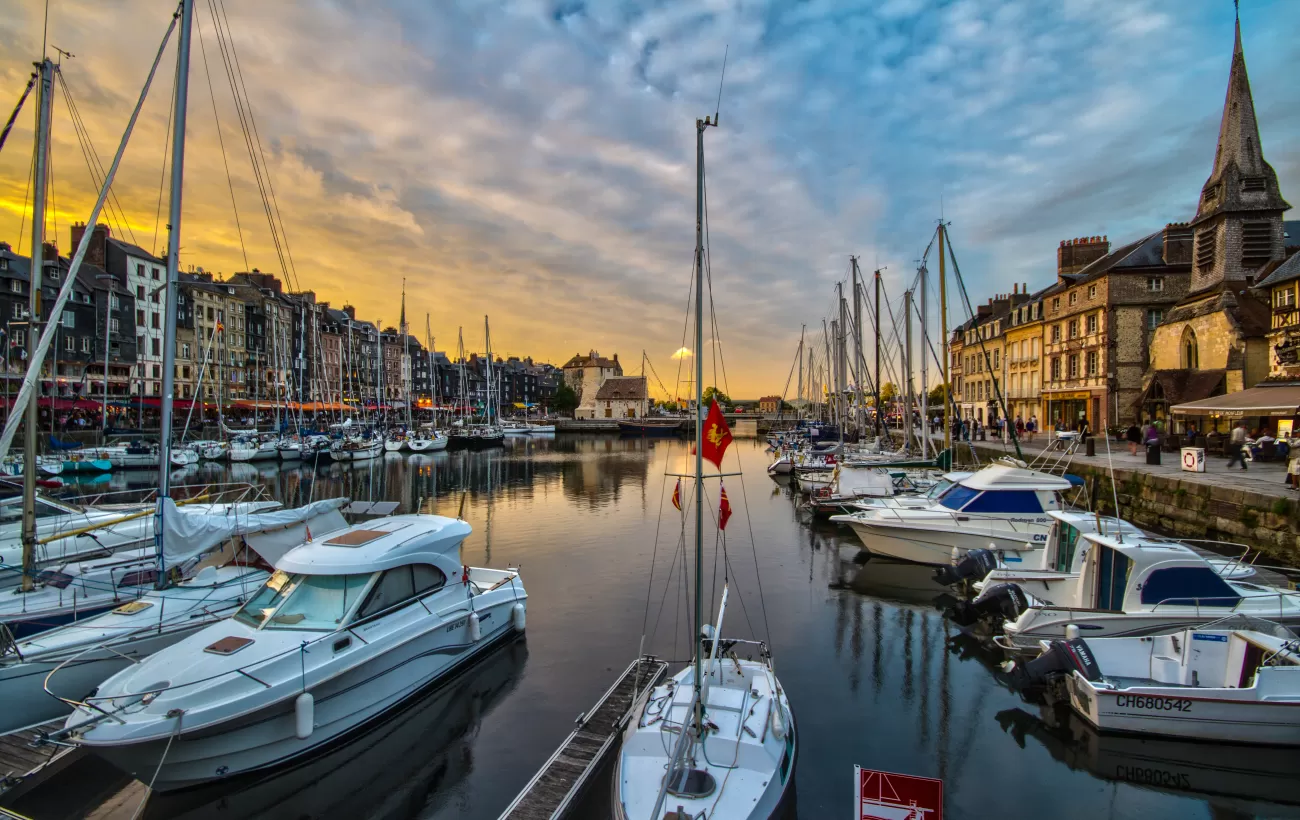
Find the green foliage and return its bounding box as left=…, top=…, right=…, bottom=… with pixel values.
left=702, top=387, right=732, bottom=409
left=880, top=382, right=899, bottom=403
left=926, top=384, right=949, bottom=407
left=1240, top=507, right=1259, bottom=529
left=552, top=379, right=579, bottom=415
left=661, top=400, right=680, bottom=413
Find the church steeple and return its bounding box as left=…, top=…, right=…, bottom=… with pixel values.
left=1189, top=12, right=1290, bottom=294
left=399, top=279, right=407, bottom=336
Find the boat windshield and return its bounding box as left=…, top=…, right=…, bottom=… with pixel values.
left=925, top=479, right=953, bottom=500
left=233, top=570, right=373, bottom=630
left=937, top=484, right=980, bottom=511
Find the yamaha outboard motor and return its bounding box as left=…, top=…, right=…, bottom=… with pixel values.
left=1003, top=637, right=1103, bottom=689
left=947, top=582, right=1029, bottom=627
left=933, top=549, right=998, bottom=587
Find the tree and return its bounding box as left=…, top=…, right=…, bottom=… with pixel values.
left=879, top=382, right=899, bottom=403
left=927, top=384, right=950, bottom=408
left=553, top=379, right=579, bottom=416
left=701, top=386, right=731, bottom=409
left=661, top=400, right=680, bottom=413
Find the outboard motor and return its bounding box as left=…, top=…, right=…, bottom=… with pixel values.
left=933, top=549, right=998, bottom=587
left=947, top=582, right=1029, bottom=627
left=1003, top=637, right=1103, bottom=689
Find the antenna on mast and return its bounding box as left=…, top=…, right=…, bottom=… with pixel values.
left=710, top=44, right=729, bottom=127
left=51, top=46, right=75, bottom=65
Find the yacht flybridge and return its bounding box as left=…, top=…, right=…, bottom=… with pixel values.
left=831, top=461, right=1076, bottom=566
left=60, top=514, right=526, bottom=790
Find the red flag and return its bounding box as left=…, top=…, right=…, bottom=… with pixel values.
left=699, top=400, right=732, bottom=469
left=304, top=524, right=313, bottom=542
left=672, top=478, right=682, bottom=511
left=718, top=483, right=732, bottom=531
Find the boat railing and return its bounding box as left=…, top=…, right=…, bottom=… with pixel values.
left=869, top=504, right=1047, bottom=537
left=1148, top=592, right=1296, bottom=621
left=1025, top=435, right=1080, bottom=476
left=64, top=481, right=271, bottom=509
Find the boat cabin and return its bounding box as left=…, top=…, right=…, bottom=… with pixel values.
left=1075, top=534, right=1258, bottom=613
left=1043, top=512, right=1144, bottom=574
left=933, top=463, right=1073, bottom=516
left=232, top=515, right=473, bottom=634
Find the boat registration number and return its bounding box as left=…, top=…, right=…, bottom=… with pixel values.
left=1114, top=694, right=1191, bottom=712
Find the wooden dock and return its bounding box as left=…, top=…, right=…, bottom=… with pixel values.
left=498, top=657, right=668, bottom=820
left=0, top=721, right=80, bottom=800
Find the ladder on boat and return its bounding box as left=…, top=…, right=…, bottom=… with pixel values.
left=498, top=656, right=668, bottom=820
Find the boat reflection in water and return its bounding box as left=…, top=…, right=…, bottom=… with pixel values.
left=139, top=636, right=529, bottom=819
left=832, top=551, right=953, bottom=608
left=996, top=703, right=1300, bottom=819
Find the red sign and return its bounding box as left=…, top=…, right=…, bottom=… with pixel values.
left=856, top=765, right=943, bottom=820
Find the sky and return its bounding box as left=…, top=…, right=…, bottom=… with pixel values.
left=2, top=0, right=1298, bottom=398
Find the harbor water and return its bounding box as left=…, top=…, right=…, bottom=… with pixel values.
left=6, top=435, right=1299, bottom=820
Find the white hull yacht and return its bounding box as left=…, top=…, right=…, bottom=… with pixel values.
left=831, top=462, right=1075, bottom=566
left=62, top=514, right=526, bottom=791
left=1008, top=617, right=1300, bottom=745
left=0, top=498, right=349, bottom=735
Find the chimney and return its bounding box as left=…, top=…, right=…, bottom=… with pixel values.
left=70, top=222, right=110, bottom=270
left=1162, top=222, right=1193, bottom=265
left=343, top=304, right=356, bottom=320
left=1057, top=235, right=1110, bottom=277
left=42, top=242, right=59, bottom=264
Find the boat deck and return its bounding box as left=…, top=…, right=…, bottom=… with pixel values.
left=498, top=657, right=667, bottom=820
left=0, top=721, right=80, bottom=799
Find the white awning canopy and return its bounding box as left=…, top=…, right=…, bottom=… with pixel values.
left=1170, top=384, right=1300, bottom=417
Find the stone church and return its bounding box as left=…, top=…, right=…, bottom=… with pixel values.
left=1143, top=16, right=1296, bottom=420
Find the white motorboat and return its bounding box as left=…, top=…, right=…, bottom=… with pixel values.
left=525, top=423, right=555, bottom=434
left=847, top=472, right=973, bottom=513
left=335, top=438, right=383, bottom=462
left=2, top=455, right=65, bottom=477
left=1007, top=616, right=1300, bottom=745
left=767, top=451, right=794, bottom=475
left=0, top=498, right=349, bottom=735
left=936, top=510, right=1256, bottom=591
left=966, top=531, right=1300, bottom=650
left=61, top=514, right=527, bottom=791
left=0, top=499, right=284, bottom=638
left=102, top=440, right=159, bottom=469
left=830, top=461, right=1075, bottom=566
left=170, top=448, right=199, bottom=467
left=406, top=431, right=448, bottom=452
left=229, top=439, right=278, bottom=463
left=501, top=422, right=530, bottom=437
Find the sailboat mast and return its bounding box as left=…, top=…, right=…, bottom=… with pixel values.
left=873, top=267, right=882, bottom=441
left=155, top=0, right=194, bottom=579
left=904, top=287, right=914, bottom=453
left=939, top=222, right=950, bottom=454
left=796, top=325, right=804, bottom=418
left=851, top=259, right=864, bottom=438
left=919, top=262, right=929, bottom=458
left=692, top=114, right=713, bottom=733
left=19, top=57, right=53, bottom=592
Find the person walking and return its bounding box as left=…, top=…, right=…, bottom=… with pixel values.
left=1126, top=422, right=1141, bottom=456
left=1226, top=421, right=1249, bottom=471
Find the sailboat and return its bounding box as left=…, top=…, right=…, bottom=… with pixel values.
left=613, top=110, right=796, bottom=820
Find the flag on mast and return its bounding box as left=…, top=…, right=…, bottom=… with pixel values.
left=698, top=399, right=733, bottom=469
left=672, top=478, right=682, bottom=511
left=718, top=482, right=732, bottom=531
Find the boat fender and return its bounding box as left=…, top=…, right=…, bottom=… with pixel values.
left=1065, top=624, right=1080, bottom=640
left=933, top=549, right=997, bottom=587
left=468, top=611, right=481, bottom=642
left=771, top=706, right=787, bottom=740
left=511, top=602, right=526, bottom=631
left=295, top=692, right=314, bottom=739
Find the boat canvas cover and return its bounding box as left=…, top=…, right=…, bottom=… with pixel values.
left=162, top=498, right=350, bottom=568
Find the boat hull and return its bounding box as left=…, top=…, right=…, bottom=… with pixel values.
left=81, top=615, right=523, bottom=791
left=1065, top=673, right=1300, bottom=745
left=406, top=437, right=447, bottom=452
left=617, top=420, right=682, bottom=437
left=1002, top=607, right=1300, bottom=651
left=842, top=518, right=1047, bottom=566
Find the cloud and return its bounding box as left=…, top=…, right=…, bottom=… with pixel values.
left=671, top=347, right=692, bottom=359
left=0, top=0, right=1297, bottom=396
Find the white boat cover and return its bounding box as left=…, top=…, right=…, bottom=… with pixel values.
left=162, top=498, right=350, bottom=568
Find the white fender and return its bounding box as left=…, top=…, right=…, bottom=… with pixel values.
left=511, top=602, right=526, bottom=631
left=295, top=692, right=314, bottom=739
left=771, top=704, right=787, bottom=740
left=468, top=611, right=481, bottom=642
left=1065, top=624, right=1080, bottom=641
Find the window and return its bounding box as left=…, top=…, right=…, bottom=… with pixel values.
left=207, top=306, right=214, bottom=321
left=152, top=339, right=161, bottom=357
left=1051, top=297, right=1060, bottom=313
left=1139, top=567, right=1241, bottom=607
left=963, top=490, right=1045, bottom=514
left=1195, top=228, right=1215, bottom=273
left=1086, top=314, right=1098, bottom=335
left=151, top=267, right=160, bottom=281
left=137, top=309, right=145, bottom=326
left=111, top=295, right=120, bottom=310
left=151, top=313, right=160, bottom=329
left=1180, top=327, right=1199, bottom=369
left=62, top=310, right=74, bottom=328
left=82, top=337, right=91, bottom=353
left=1068, top=291, right=1078, bottom=306
left=1086, top=350, right=1098, bottom=376
left=234, top=571, right=372, bottom=630
left=64, top=336, right=74, bottom=352
left=11, top=326, right=23, bottom=344
left=1147, top=277, right=1165, bottom=293
left=1051, top=324, right=1061, bottom=343
left=1147, top=308, right=1164, bottom=330
left=1276, top=288, right=1297, bottom=309
left=135, top=263, right=144, bottom=277
left=992, top=350, right=1000, bottom=370
left=181, top=343, right=191, bottom=359
left=937, top=484, right=982, bottom=511
left=151, top=364, right=161, bottom=378
left=151, top=289, right=159, bottom=304
left=1068, top=320, right=1078, bottom=339
left=1242, top=177, right=1267, bottom=193
left=110, top=317, right=120, bottom=333
left=9, top=281, right=20, bottom=293
left=1088, top=285, right=1097, bottom=300
left=1068, top=354, right=1079, bottom=378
